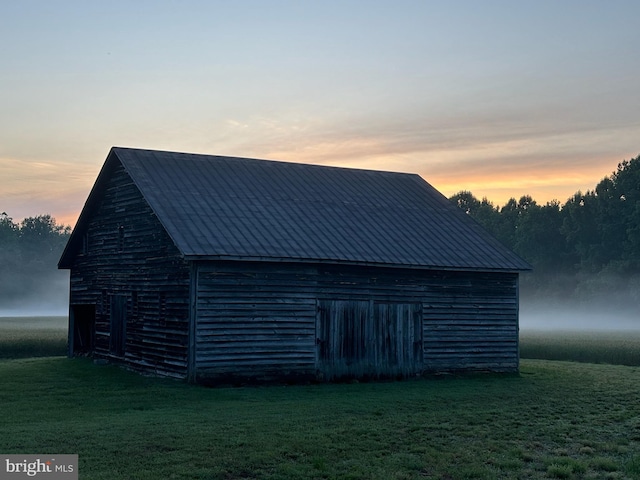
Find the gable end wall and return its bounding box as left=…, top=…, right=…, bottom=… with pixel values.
left=68, top=161, right=191, bottom=378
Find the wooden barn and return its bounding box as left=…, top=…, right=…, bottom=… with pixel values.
left=59, top=147, right=531, bottom=383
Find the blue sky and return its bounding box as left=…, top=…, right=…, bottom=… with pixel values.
left=1, top=0, right=639, bottom=226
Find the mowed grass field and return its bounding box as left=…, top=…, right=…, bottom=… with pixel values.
left=1, top=317, right=640, bottom=479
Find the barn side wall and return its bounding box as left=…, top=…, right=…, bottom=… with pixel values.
left=67, top=161, right=191, bottom=378
left=194, top=264, right=318, bottom=383
left=193, top=262, right=519, bottom=383
left=421, top=272, right=519, bottom=372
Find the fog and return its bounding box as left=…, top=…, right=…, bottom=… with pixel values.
left=0, top=271, right=69, bottom=317
left=1, top=271, right=638, bottom=333
left=520, top=301, right=639, bottom=331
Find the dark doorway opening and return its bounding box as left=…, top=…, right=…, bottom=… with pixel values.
left=70, top=304, right=95, bottom=356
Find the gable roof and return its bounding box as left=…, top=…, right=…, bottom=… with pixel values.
left=59, top=147, right=531, bottom=271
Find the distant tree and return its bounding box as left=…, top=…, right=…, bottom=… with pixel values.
left=514, top=199, right=572, bottom=273
left=449, top=191, right=501, bottom=242
left=560, top=191, right=597, bottom=271
left=516, top=195, right=537, bottom=212
left=608, top=156, right=640, bottom=269
left=591, top=176, right=626, bottom=270
left=510, top=196, right=538, bottom=259
left=19, top=215, right=71, bottom=269
left=627, top=201, right=640, bottom=265
left=496, top=198, right=519, bottom=249
left=0, top=212, right=71, bottom=309
left=0, top=212, right=18, bottom=247
left=451, top=190, right=480, bottom=214
left=559, top=155, right=640, bottom=273
left=0, top=213, right=21, bottom=291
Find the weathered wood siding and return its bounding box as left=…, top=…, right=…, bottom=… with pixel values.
left=68, top=161, right=191, bottom=378
left=421, top=272, right=519, bottom=372
left=193, top=262, right=519, bottom=383
left=194, top=265, right=318, bottom=383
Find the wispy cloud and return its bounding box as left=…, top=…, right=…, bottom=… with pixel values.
left=0, top=156, right=97, bottom=225
left=212, top=105, right=639, bottom=206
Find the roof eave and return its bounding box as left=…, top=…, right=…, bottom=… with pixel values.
left=182, top=254, right=532, bottom=273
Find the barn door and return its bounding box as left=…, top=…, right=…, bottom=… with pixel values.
left=109, top=295, right=127, bottom=356
left=373, top=302, right=423, bottom=377
left=317, top=300, right=370, bottom=379
left=317, top=300, right=422, bottom=380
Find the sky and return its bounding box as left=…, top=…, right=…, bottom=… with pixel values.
left=1, top=0, right=639, bottom=228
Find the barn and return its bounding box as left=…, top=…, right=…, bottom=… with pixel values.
left=58, top=147, right=531, bottom=383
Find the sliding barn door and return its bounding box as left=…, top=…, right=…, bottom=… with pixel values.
left=317, top=300, right=370, bottom=379
left=317, top=300, right=422, bottom=380
left=373, top=302, right=423, bottom=377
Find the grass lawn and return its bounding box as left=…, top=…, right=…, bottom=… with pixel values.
left=1, top=356, right=639, bottom=479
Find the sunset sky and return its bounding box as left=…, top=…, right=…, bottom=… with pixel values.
left=2, top=1, right=639, bottom=227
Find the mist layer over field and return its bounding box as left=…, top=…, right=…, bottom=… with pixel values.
left=0, top=270, right=69, bottom=317
left=1, top=272, right=638, bottom=334
left=520, top=301, right=639, bottom=331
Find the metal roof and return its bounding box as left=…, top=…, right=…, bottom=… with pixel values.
left=60, top=147, right=531, bottom=271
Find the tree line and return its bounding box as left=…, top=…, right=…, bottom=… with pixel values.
left=450, top=154, right=640, bottom=306
left=0, top=213, right=70, bottom=311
